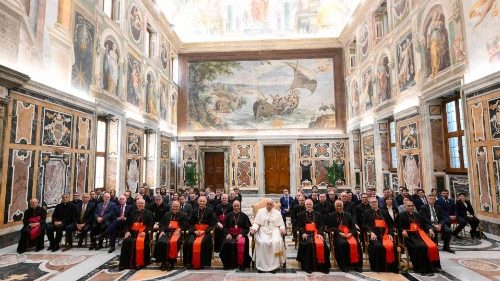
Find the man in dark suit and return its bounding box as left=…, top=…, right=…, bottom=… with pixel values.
left=179, top=195, right=192, bottom=217
left=107, top=194, right=133, bottom=253
left=454, top=192, right=480, bottom=239
left=148, top=195, right=169, bottom=235
left=90, top=192, right=116, bottom=250
left=280, top=189, right=292, bottom=225
left=413, top=188, right=428, bottom=211
left=71, top=192, right=82, bottom=205
left=396, top=187, right=409, bottom=206
left=138, top=186, right=152, bottom=204
left=436, top=189, right=456, bottom=226
left=420, top=194, right=454, bottom=253
left=352, top=186, right=362, bottom=205
left=74, top=193, right=96, bottom=248
left=339, top=192, right=354, bottom=214
left=47, top=194, right=77, bottom=252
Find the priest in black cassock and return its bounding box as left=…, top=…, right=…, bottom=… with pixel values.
left=296, top=199, right=330, bottom=274
left=214, top=194, right=233, bottom=253
left=220, top=200, right=252, bottom=270
left=119, top=199, right=154, bottom=270
left=362, top=197, right=398, bottom=273
left=17, top=198, right=46, bottom=253
left=153, top=201, right=188, bottom=270
left=183, top=196, right=215, bottom=269
left=398, top=200, right=441, bottom=275
left=328, top=200, right=362, bottom=272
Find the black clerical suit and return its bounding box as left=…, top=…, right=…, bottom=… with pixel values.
left=214, top=203, right=233, bottom=253
left=328, top=211, right=363, bottom=272
left=183, top=206, right=216, bottom=269
left=296, top=210, right=331, bottom=273
left=153, top=211, right=189, bottom=269
left=220, top=210, right=252, bottom=269
left=119, top=208, right=154, bottom=270
left=47, top=202, right=77, bottom=250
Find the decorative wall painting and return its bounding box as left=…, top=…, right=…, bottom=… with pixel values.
left=358, top=23, right=369, bottom=59
left=397, top=33, right=416, bottom=92
left=127, top=55, right=142, bottom=108
left=126, top=159, right=140, bottom=192
left=362, top=69, right=374, bottom=110
left=314, top=143, right=330, bottom=158
left=146, top=73, right=159, bottom=117
left=160, top=82, right=169, bottom=121
left=129, top=5, right=143, bottom=42
left=71, top=12, right=95, bottom=92
left=127, top=132, right=141, bottom=155
left=423, top=5, right=451, bottom=79
left=471, top=102, right=486, bottom=141
left=378, top=55, right=391, bottom=103
left=315, top=160, right=329, bottom=185
left=42, top=109, right=73, bottom=147
left=160, top=40, right=169, bottom=71
left=102, top=39, right=120, bottom=96
left=400, top=122, right=419, bottom=150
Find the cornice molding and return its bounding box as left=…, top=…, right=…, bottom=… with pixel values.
left=0, top=65, right=30, bottom=88
left=178, top=37, right=343, bottom=53
left=142, top=0, right=182, bottom=52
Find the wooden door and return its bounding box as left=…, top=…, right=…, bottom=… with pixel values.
left=204, top=152, right=225, bottom=190
left=264, top=146, right=290, bottom=194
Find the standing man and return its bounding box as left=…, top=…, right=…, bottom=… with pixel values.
left=280, top=189, right=291, bottom=225
left=17, top=198, right=46, bottom=253
left=250, top=199, right=286, bottom=273
left=352, top=186, right=362, bottom=206
left=46, top=194, right=77, bottom=252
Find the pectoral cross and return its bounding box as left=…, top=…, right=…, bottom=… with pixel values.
left=235, top=225, right=238, bottom=229
left=267, top=220, right=270, bottom=226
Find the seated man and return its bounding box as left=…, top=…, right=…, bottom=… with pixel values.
left=17, top=198, right=46, bottom=253
left=183, top=196, right=215, bottom=269
left=154, top=201, right=188, bottom=271
left=436, top=189, right=455, bottom=227
left=419, top=194, right=455, bottom=253
left=119, top=199, right=154, bottom=270
left=107, top=195, right=133, bottom=253
left=220, top=200, right=252, bottom=270
left=74, top=193, right=96, bottom=247
left=296, top=199, right=330, bottom=274
left=329, top=200, right=362, bottom=272
left=90, top=192, right=116, bottom=250
left=214, top=194, right=233, bottom=253
left=250, top=199, right=286, bottom=273
left=47, top=194, right=77, bottom=252
left=399, top=201, right=441, bottom=275
left=454, top=192, right=480, bottom=239
left=362, top=197, right=398, bottom=273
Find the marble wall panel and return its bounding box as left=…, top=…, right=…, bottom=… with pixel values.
left=300, top=160, right=312, bottom=186
left=299, top=143, right=312, bottom=158
left=471, top=102, right=486, bottom=141
left=488, top=97, right=500, bottom=140
left=38, top=152, right=72, bottom=208
left=230, top=142, right=257, bottom=189
left=493, top=146, right=500, bottom=213
left=476, top=147, right=493, bottom=212
left=41, top=109, right=73, bottom=147
left=10, top=100, right=37, bottom=145
left=431, top=119, right=446, bottom=172
left=76, top=117, right=91, bottom=150
left=74, top=153, right=89, bottom=194
left=353, top=131, right=361, bottom=169
left=380, top=131, right=390, bottom=171
left=4, top=150, right=34, bottom=223
left=314, top=159, right=330, bottom=186
left=236, top=161, right=252, bottom=187
left=106, top=156, right=117, bottom=191
left=314, top=143, right=330, bottom=158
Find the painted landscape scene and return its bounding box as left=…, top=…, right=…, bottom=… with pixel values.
left=188, top=58, right=336, bottom=130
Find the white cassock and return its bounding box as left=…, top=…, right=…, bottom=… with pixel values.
left=251, top=207, right=286, bottom=271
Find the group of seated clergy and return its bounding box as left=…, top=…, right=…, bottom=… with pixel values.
left=18, top=189, right=477, bottom=276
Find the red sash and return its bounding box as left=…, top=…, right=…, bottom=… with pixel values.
left=374, top=219, right=395, bottom=263
left=168, top=220, right=180, bottom=259
left=305, top=223, right=325, bottom=264
left=230, top=227, right=245, bottom=266
left=192, top=224, right=208, bottom=269
left=407, top=223, right=440, bottom=262
left=338, top=225, right=359, bottom=263
left=131, top=222, right=147, bottom=267
left=28, top=216, right=42, bottom=240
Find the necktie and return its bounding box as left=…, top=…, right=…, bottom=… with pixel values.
left=80, top=204, right=86, bottom=222
left=286, top=196, right=289, bottom=206
left=121, top=205, right=125, bottom=216
left=431, top=205, right=437, bottom=222
left=422, top=197, right=427, bottom=204
left=101, top=203, right=107, bottom=216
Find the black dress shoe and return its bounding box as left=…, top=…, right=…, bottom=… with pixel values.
left=89, top=244, right=95, bottom=250
left=35, top=247, right=43, bottom=252
left=47, top=245, right=54, bottom=251
left=108, top=247, right=115, bottom=253
left=160, top=263, right=167, bottom=271
left=51, top=246, right=60, bottom=252
left=443, top=247, right=455, bottom=254
left=62, top=245, right=72, bottom=252
left=17, top=250, right=25, bottom=254
left=95, top=244, right=103, bottom=250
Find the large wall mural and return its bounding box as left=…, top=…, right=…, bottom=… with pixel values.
left=71, top=11, right=95, bottom=92
left=102, top=38, right=120, bottom=96
left=423, top=5, right=451, bottom=79
left=127, top=54, right=143, bottom=108
left=188, top=58, right=336, bottom=130
left=463, top=0, right=500, bottom=82
left=397, top=32, right=416, bottom=92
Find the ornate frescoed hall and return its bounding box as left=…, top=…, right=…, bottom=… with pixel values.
left=0, top=0, right=499, bottom=280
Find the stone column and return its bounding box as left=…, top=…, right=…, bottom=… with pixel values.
left=420, top=101, right=435, bottom=193
left=47, top=0, right=74, bottom=87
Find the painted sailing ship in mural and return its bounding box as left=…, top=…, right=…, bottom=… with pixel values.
left=253, top=62, right=317, bottom=119
left=188, top=58, right=336, bottom=130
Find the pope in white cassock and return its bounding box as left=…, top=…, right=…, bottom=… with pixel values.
left=250, top=199, right=286, bottom=272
